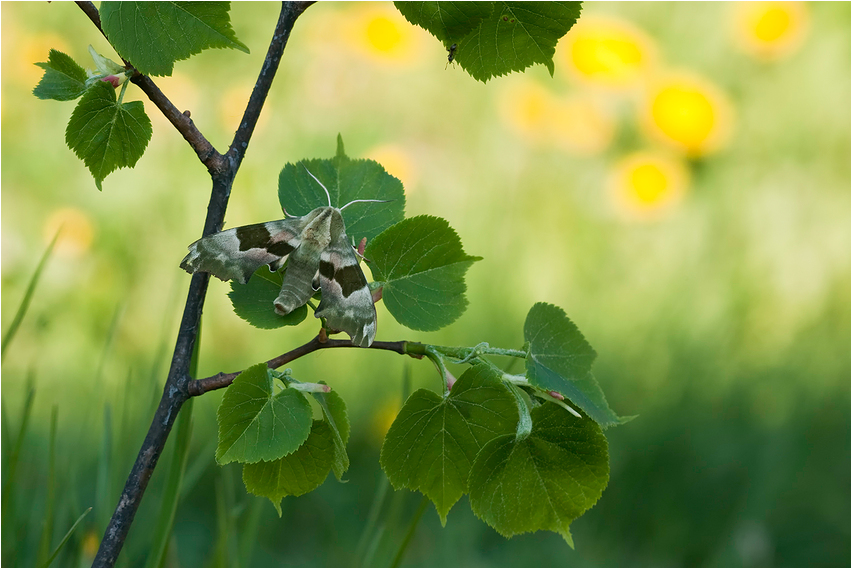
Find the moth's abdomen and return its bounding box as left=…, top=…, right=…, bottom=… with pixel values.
left=274, top=244, right=320, bottom=315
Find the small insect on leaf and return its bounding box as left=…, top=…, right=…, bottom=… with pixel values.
left=446, top=43, right=458, bottom=69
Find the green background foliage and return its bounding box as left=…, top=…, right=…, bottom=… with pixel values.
left=1, top=1, right=849, bottom=567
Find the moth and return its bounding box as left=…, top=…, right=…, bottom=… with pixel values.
left=180, top=167, right=385, bottom=347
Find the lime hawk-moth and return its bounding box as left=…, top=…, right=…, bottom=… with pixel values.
left=180, top=167, right=386, bottom=347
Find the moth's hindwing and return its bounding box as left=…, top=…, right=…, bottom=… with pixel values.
left=180, top=219, right=305, bottom=284
left=315, top=212, right=377, bottom=347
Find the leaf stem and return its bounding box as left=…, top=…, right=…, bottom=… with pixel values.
left=116, top=78, right=129, bottom=105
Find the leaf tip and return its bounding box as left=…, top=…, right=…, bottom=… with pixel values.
left=336, top=133, right=346, bottom=159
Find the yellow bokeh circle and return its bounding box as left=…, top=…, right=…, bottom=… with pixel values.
left=42, top=207, right=95, bottom=257
left=733, top=2, right=809, bottom=61
left=609, top=152, right=689, bottom=219
left=642, top=72, right=733, bottom=157
left=559, top=16, right=657, bottom=89
left=499, top=80, right=615, bottom=155
left=345, top=5, right=421, bottom=65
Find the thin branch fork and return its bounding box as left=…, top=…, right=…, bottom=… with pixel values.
left=88, top=2, right=313, bottom=566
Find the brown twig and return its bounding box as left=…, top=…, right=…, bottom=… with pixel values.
left=75, top=0, right=225, bottom=173
left=89, top=2, right=313, bottom=566
left=188, top=336, right=411, bottom=396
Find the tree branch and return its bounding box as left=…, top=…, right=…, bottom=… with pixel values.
left=91, top=3, right=312, bottom=566
left=188, top=335, right=413, bottom=396
left=75, top=1, right=225, bottom=173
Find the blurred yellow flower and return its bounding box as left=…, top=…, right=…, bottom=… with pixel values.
left=365, top=144, right=417, bottom=190
left=733, top=1, right=809, bottom=61
left=609, top=152, right=689, bottom=219
left=499, top=81, right=553, bottom=144
left=559, top=16, right=657, bottom=89
left=548, top=95, right=616, bottom=155
left=81, top=529, right=100, bottom=561
left=370, top=398, right=400, bottom=445
left=43, top=207, right=95, bottom=257
left=346, top=5, right=421, bottom=65
left=219, top=85, right=269, bottom=135
left=500, top=81, right=615, bottom=155
left=642, top=72, right=733, bottom=157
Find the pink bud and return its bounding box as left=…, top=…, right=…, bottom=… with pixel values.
left=101, top=75, right=121, bottom=88
left=548, top=391, right=564, bottom=400
left=446, top=371, right=458, bottom=390
left=357, top=237, right=367, bottom=257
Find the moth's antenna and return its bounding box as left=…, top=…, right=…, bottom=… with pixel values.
left=303, top=164, right=332, bottom=207
left=340, top=198, right=393, bottom=211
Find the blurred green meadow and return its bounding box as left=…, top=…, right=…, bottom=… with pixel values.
left=2, top=1, right=849, bottom=566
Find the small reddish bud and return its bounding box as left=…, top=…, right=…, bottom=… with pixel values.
left=446, top=371, right=458, bottom=391
left=548, top=391, right=564, bottom=400
left=357, top=237, right=367, bottom=257
left=101, top=75, right=121, bottom=88
left=318, top=327, right=328, bottom=343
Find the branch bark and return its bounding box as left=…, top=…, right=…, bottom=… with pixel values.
left=188, top=336, right=412, bottom=396
left=90, top=2, right=313, bottom=566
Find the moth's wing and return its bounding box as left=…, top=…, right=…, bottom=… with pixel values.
left=180, top=219, right=305, bottom=284
left=315, top=233, right=377, bottom=348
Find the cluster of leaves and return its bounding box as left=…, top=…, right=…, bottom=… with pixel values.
left=34, top=2, right=583, bottom=189
left=33, top=1, right=247, bottom=189
left=217, top=363, right=350, bottom=515
left=394, top=1, right=582, bottom=82
left=32, top=0, right=626, bottom=551
left=220, top=139, right=629, bottom=542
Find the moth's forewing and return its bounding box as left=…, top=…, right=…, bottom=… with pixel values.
left=180, top=218, right=306, bottom=284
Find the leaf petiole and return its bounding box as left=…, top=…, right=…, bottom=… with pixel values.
left=116, top=77, right=129, bottom=104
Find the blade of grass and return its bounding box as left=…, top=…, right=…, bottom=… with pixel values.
left=179, top=439, right=215, bottom=501
left=212, top=474, right=231, bottom=566
left=361, top=364, right=412, bottom=567
left=237, top=498, right=264, bottom=566
left=356, top=473, right=390, bottom=565
left=145, top=398, right=194, bottom=567
left=37, top=406, right=59, bottom=566
left=145, top=321, right=200, bottom=567
left=1, top=401, right=12, bottom=458
left=390, top=496, right=429, bottom=568
left=1, top=375, right=36, bottom=522
left=2, top=229, right=61, bottom=361
left=95, top=404, right=113, bottom=534
left=44, top=507, right=92, bottom=567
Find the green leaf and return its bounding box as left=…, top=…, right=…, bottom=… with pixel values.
left=311, top=388, right=351, bottom=481
left=100, top=1, right=249, bottom=77
left=380, top=365, right=517, bottom=523
left=366, top=215, right=481, bottom=331
left=524, top=302, right=627, bottom=428
left=216, top=363, right=312, bottom=465
left=242, top=420, right=335, bottom=516
left=278, top=135, right=406, bottom=244
left=228, top=267, right=308, bottom=329
left=393, top=2, right=493, bottom=44
left=468, top=403, right=609, bottom=545
left=32, top=50, right=87, bottom=101
left=65, top=81, right=152, bottom=190
left=456, top=2, right=582, bottom=82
